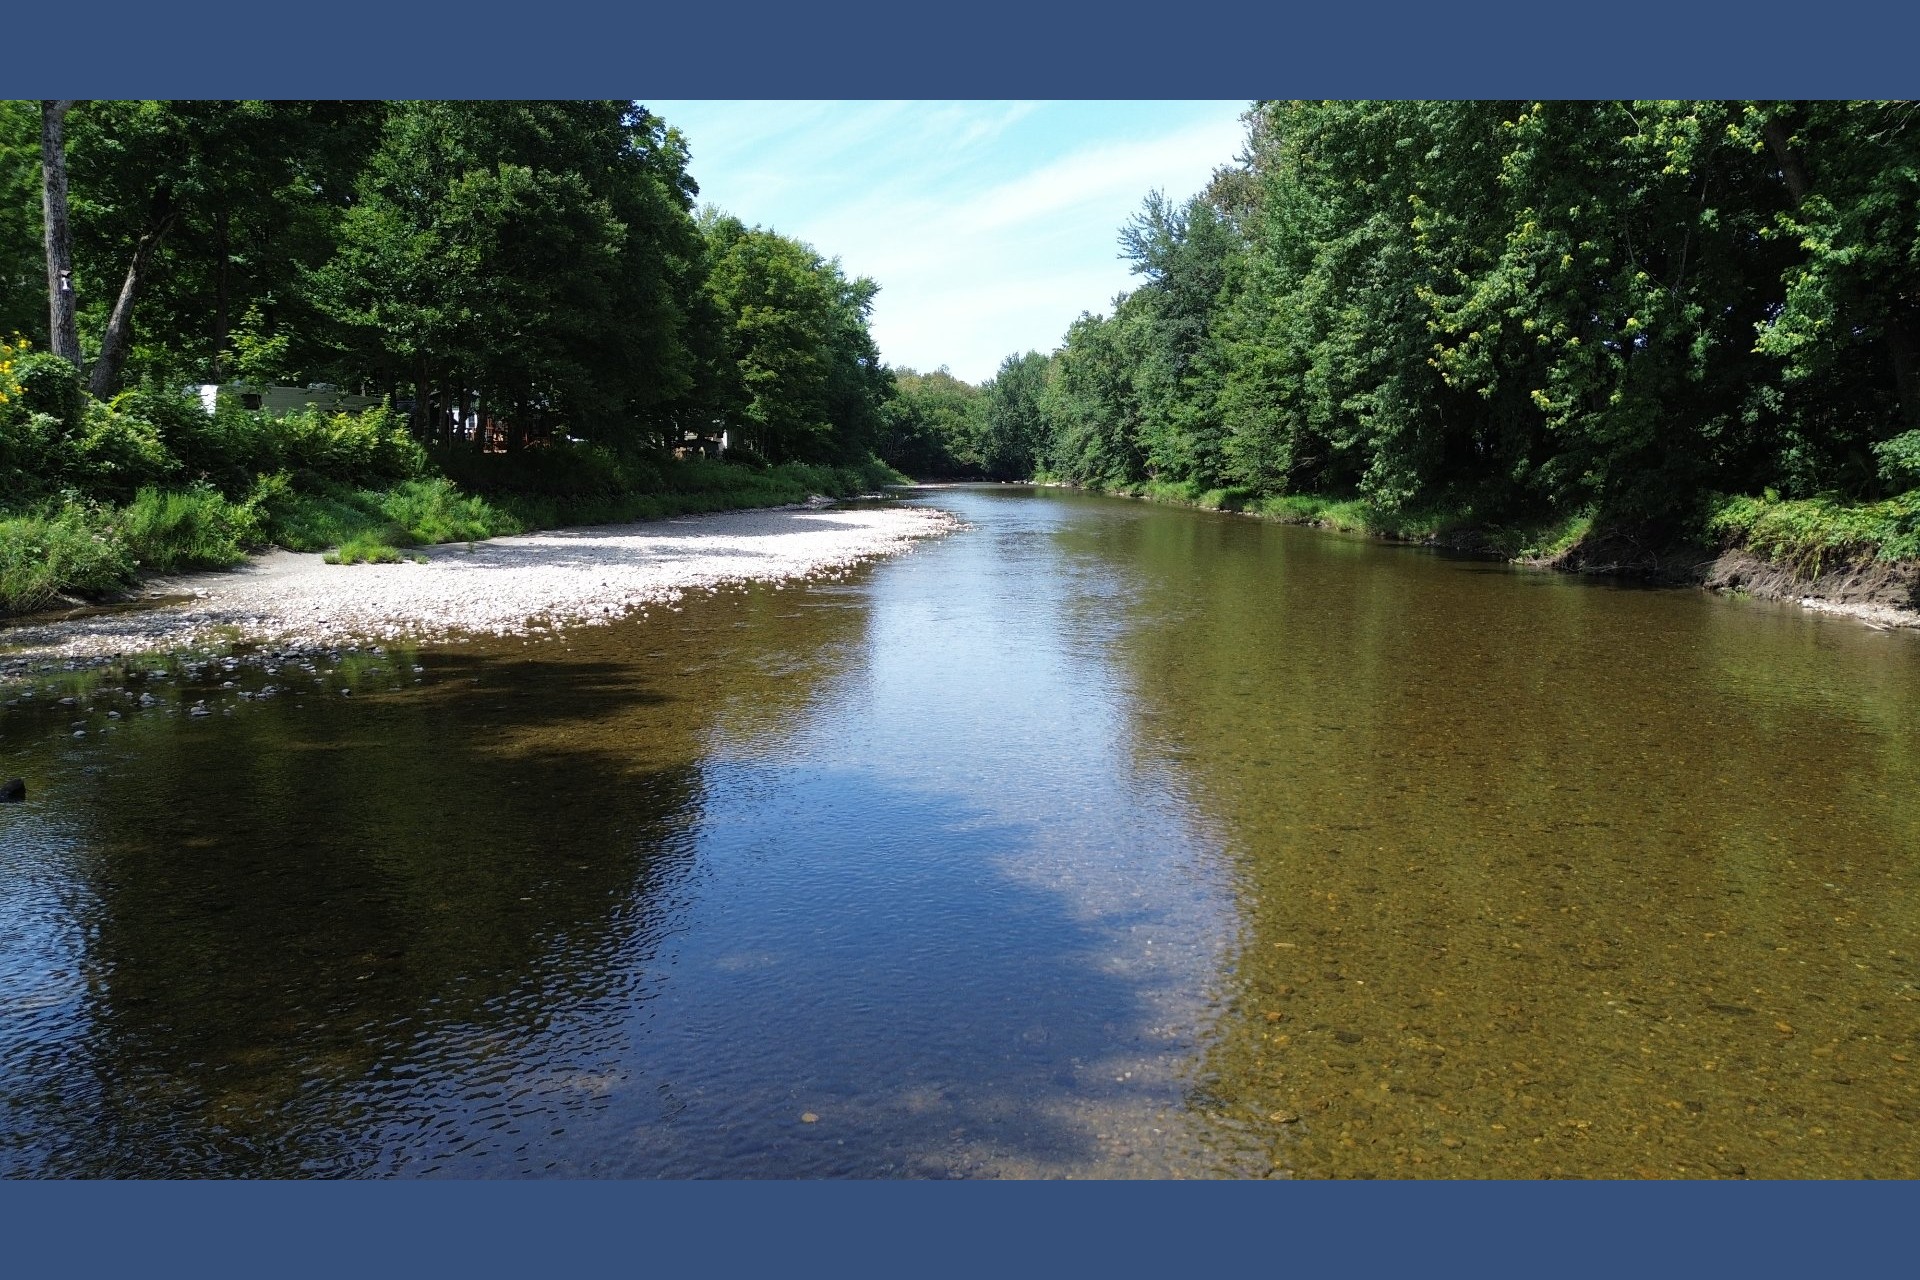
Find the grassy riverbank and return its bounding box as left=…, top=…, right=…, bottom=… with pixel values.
left=1, top=412, right=903, bottom=615
left=1704, top=490, right=1920, bottom=575
left=1067, top=475, right=1599, bottom=561
left=1, top=320, right=906, bottom=616
left=1050, top=475, right=1920, bottom=605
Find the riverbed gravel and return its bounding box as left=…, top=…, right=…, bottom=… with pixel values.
left=0, top=502, right=958, bottom=670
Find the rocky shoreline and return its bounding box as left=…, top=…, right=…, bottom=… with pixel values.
left=0, top=502, right=958, bottom=682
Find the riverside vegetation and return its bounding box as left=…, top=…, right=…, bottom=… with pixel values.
left=9, top=100, right=1920, bottom=619
left=878, top=102, right=1920, bottom=591
left=1, top=101, right=900, bottom=615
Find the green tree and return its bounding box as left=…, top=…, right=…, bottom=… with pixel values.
left=881, top=366, right=984, bottom=477
left=0, top=103, right=46, bottom=343
left=314, top=101, right=701, bottom=452
left=1036, top=100, right=1920, bottom=529
left=1747, top=101, right=1920, bottom=493
left=978, top=351, right=1050, bottom=480
left=701, top=214, right=890, bottom=465
left=1042, top=306, right=1147, bottom=489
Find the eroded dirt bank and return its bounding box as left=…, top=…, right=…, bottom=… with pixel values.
left=1691, top=551, right=1920, bottom=628
left=1545, top=528, right=1920, bottom=628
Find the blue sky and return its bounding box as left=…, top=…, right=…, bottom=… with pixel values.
left=645, top=101, right=1251, bottom=384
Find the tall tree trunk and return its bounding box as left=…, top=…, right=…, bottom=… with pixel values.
left=39, top=100, right=81, bottom=369
left=1760, top=114, right=1810, bottom=208
left=415, top=352, right=432, bottom=441
left=89, top=190, right=176, bottom=400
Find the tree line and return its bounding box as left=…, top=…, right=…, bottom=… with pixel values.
left=2, top=99, right=889, bottom=468
left=11, top=100, right=1919, bottom=579
left=0, top=100, right=906, bottom=612
left=886, top=101, right=1920, bottom=551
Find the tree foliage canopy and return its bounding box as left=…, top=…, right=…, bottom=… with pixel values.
left=2, top=99, right=892, bottom=466
left=929, top=101, right=1920, bottom=532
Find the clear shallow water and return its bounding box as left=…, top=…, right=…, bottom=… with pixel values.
left=2, top=487, right=1917, bottom=1178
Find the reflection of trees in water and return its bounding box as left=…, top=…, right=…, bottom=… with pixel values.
left=1100, top=507, right=1920, bottom=1178
left=3, top=580, right=880, bottom=1177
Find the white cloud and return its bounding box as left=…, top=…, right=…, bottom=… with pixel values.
left=963, top=117, right=1246, bottom=233
left=652, top=101, right=1250, bottom=382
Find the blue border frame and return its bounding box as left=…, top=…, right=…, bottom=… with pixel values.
left=4, top=1180, right=1914, bottom=1275
left=10, top=1, right=1920, bottom=98
left=5, top=1, right=1918, bottom=1273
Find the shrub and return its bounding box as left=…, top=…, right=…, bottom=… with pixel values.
left=0, top=335, right=27, bottom=409
left=117, top=383, right=236, bottom=486
left=198, top=399, right=423, bottom=490
left=0, top=412, right=67, bottom=501
left=271, top=402, right=425, bottom=487
left=1875, top=431, right=1920, bottom=492
left=72, top=397, right=178, bottom=501
left=12, top=350, right=83, bottom=429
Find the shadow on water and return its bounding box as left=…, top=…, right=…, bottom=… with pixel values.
left=2, top=649, right=707, bottom=1176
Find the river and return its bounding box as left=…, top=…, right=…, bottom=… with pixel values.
left=3, top=485, right=1917, bottom=1178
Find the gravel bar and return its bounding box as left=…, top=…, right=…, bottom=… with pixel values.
left=1, top=502, right=959, bottom=667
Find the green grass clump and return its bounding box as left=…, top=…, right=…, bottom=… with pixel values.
left=252, top=474, right=518, bottom=552
left=1249, top=493, right=1380, bottom=533
left=3, top=481, right=273, bottom=614
left=118, top=484, right=261, bottom=573
left=376, top=477, right=518, bottom=543
left=0, top=504, right=135, bottom=613
left=250, top=475, right=390, bottom=552
left=1707, top=490, right=1920, bottom=575
left=1511, top=509, right=1595, bottom=561
left=323, top=533, right=412, bottom=565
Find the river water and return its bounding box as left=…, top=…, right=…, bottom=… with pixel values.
left=3, top=486, right=1917, bottom=1178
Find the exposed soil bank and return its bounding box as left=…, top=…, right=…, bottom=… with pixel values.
left=1691, top=550, right=1920, bottom=628
left=0, top=502, right=957, bottom=676
left=1536, top=525, right=1919, bottom=627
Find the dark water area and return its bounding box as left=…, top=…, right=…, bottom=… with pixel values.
left=2, top=487, right=1917, bottom=1178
